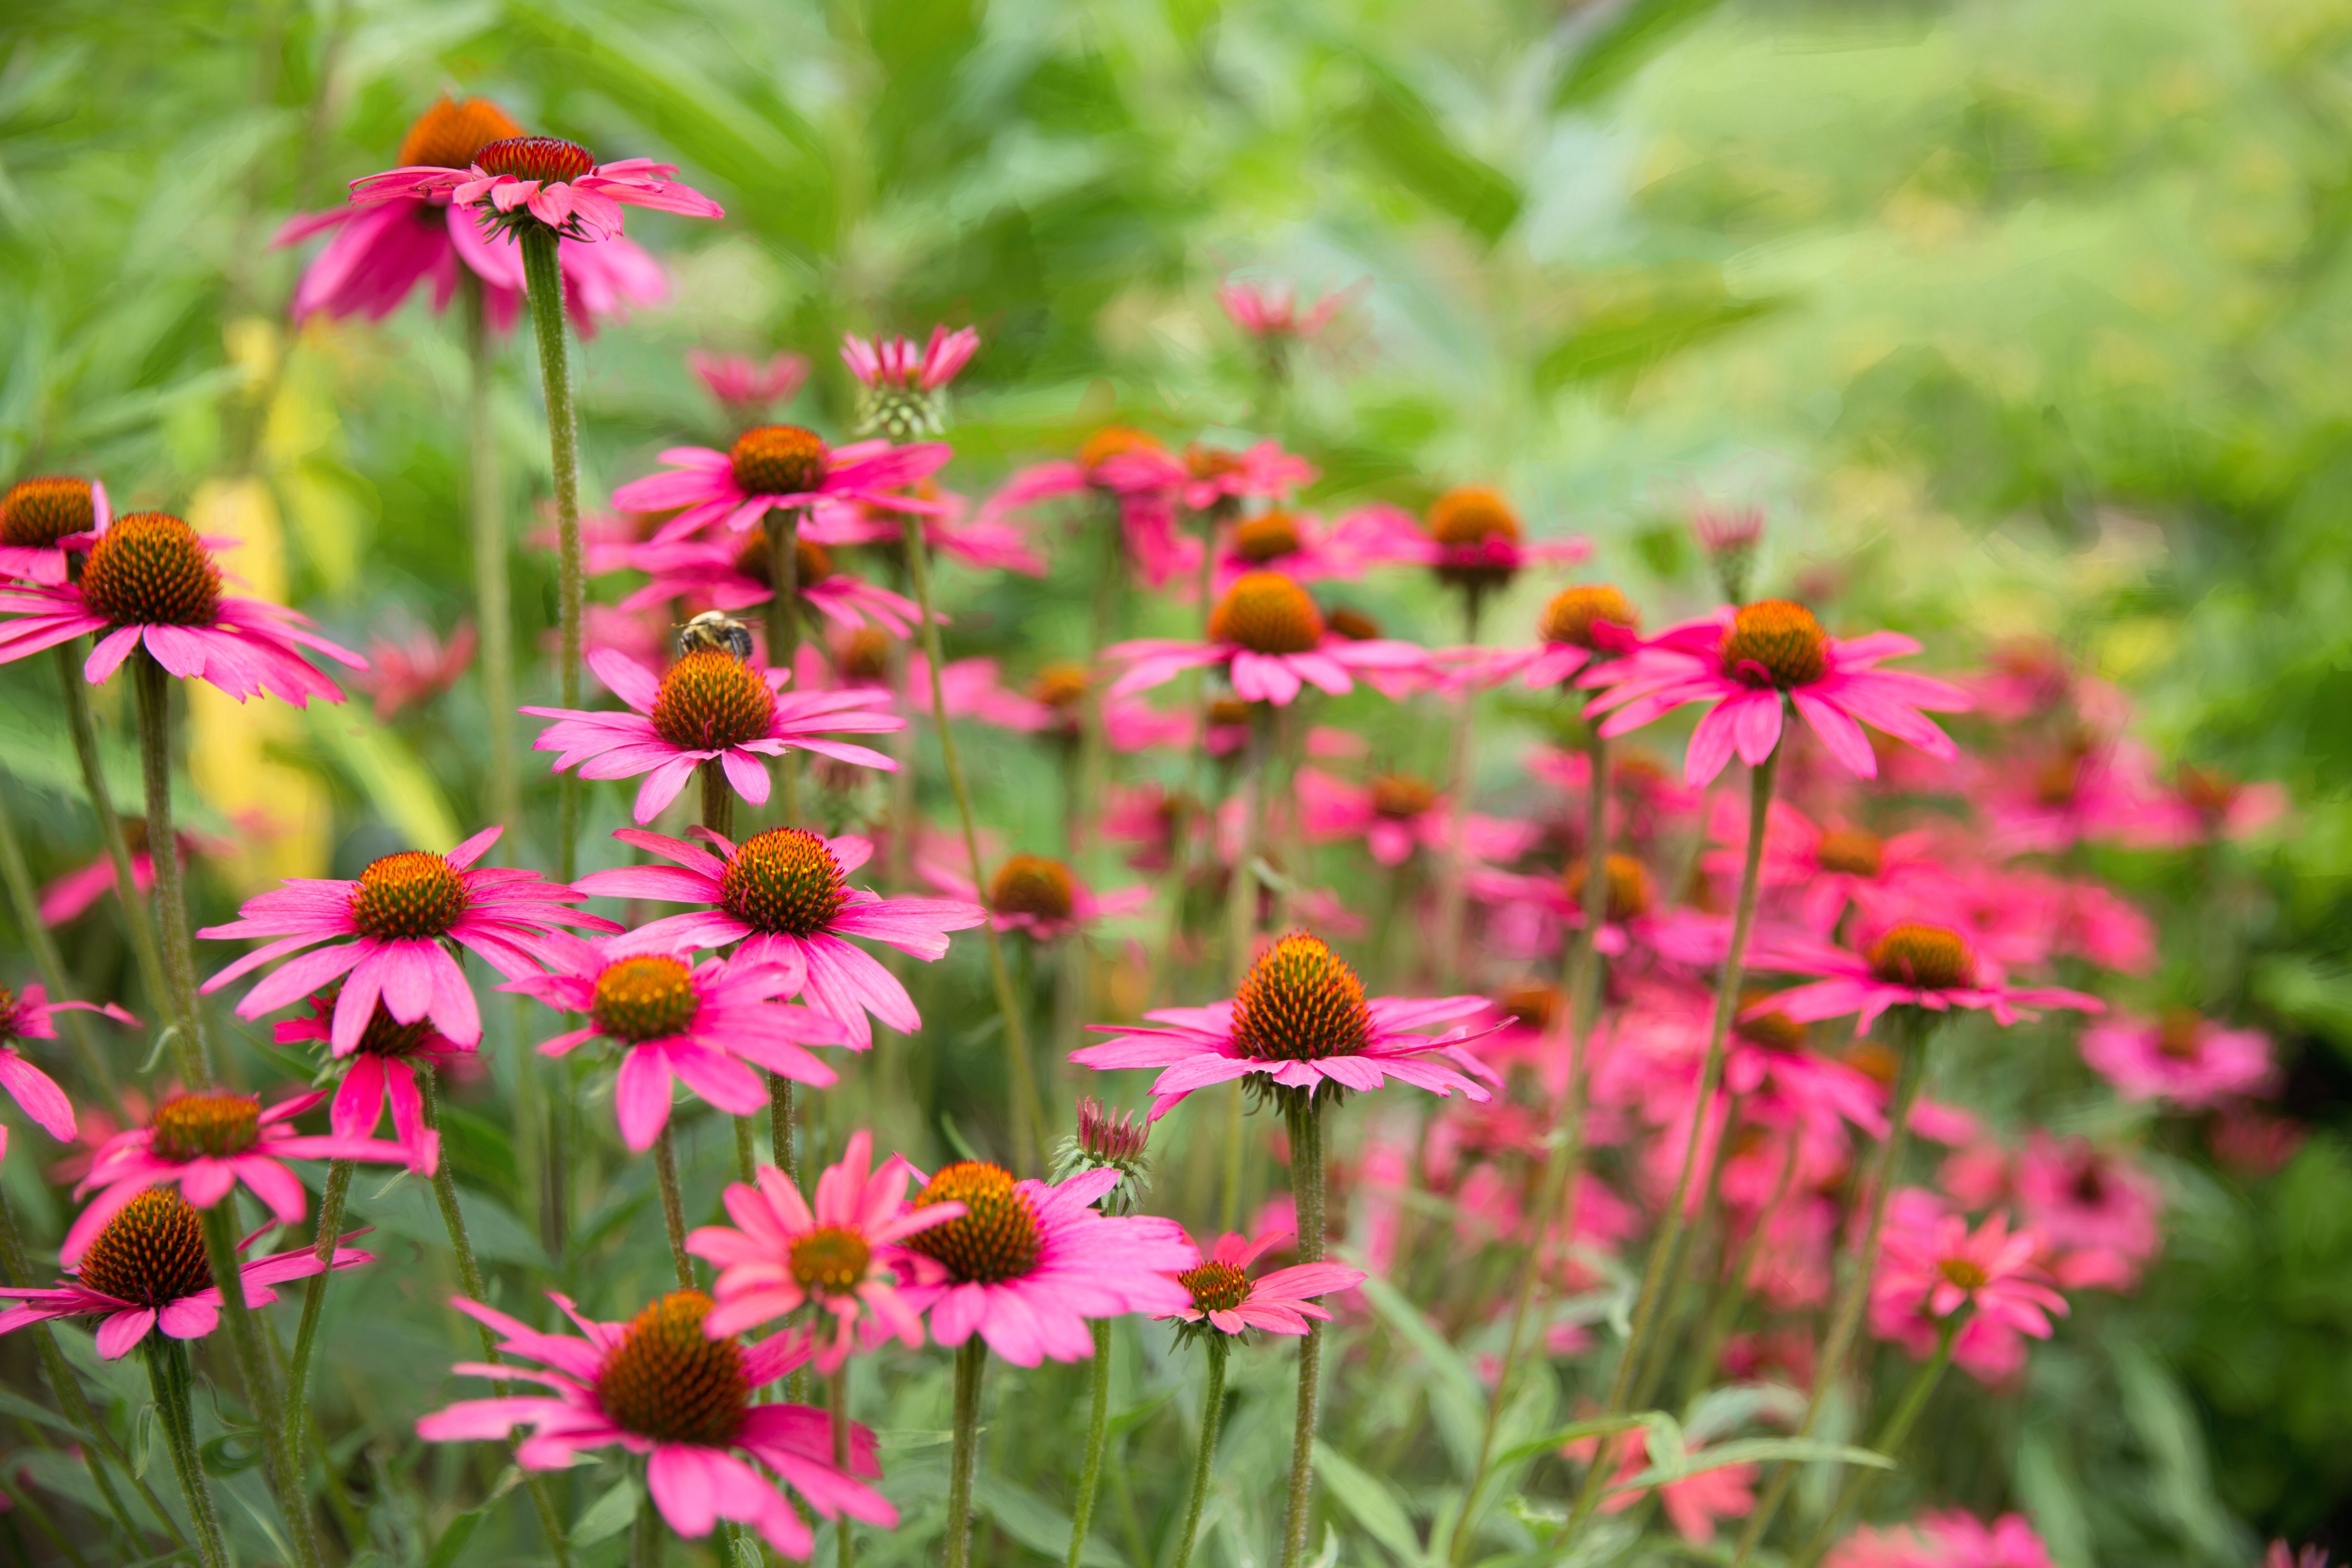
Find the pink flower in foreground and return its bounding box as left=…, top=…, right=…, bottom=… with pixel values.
left=1217, top=278, right=1361, bottom=342
left=0, top=475, right=107, bottom=586
left=612, top=427, right=949, bottom=543
left=0, top=1187, right=370, bottom=1359
left=691, top=350, right=810, bottom=421
left=0, top=511, right=366, bottom=704
left=689, top=1130, right=965, bottom=1370
left=0, top=981, right=136, bottom=1143
left=417, top=1290, right=891, bottom=1559
left=2080, top=1009, right=2276, bottom=1109
left=893, top=1162, right=1197, bottom=1365
left=1075, top=932, right=1495, bottom=1119
left=351, top=130, right=722, bottom=243
left=1166, top=1229, right=1363, bottom=1338
left=353, top=618, right=476, bottom=720
left=198, top=824, right=616, bottom=1052
left=66, top=1090, right=410, bottom=1264
left=1104, top=571, right=1427, bottom=706
left=523, top=647, right=902, bottom=824
left=1747, top=925, right=2102, bottom=1037
left=273, top=988, right=474, bottom=1174
left=504, top=941, right=846, bottom=1152
left=576, top=826, right=984, bottom=1049
left=918, top=853, right=1152, bottom=943
left=1585, top=600, right=1969, bottom=786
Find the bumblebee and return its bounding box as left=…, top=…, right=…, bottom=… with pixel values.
left=676, top=611, right=755, bottom=662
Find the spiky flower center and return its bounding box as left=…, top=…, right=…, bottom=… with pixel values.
left=0, top=477, right=95, bottom=550
left=1231, top=512, right=1302, bottom=563
left=592, top=956, right=699, bottom=1043
left=989, top=855, right=1076, bottom=922
left=905, top=1162, right=1042, bottom=1283
left=472, top=135, right=594, bottom=184
left=76, top=1189, right=211, bottom=1308
left=594, top=1292, right=750, bottom=1448
left=1231, top=933, right=1370, bottom=1063
left=1427, top=486, right=1520, bottom=549
left=1865, top=924, right=1973, bottom=991
left=1029, top=663, right=1090, bottom=711
left=1180, top=1260, right=1252, bottom=1315
left=1815, top=829, right=1884, bottom=878
left=788, top=1226, right=872, bottom=1297
left=1079, top=425, right=1161, bottom=472
left=1209, top=573, right=1324, bottom=655
left=841, top=628, right=891, bottom=683
left=1936, top=1258, right=1989, bottom=1292
left=651, top=650, right=777, bottom=751
left=1564, top=855, right=1654, bottom=923
left=1539, top=584, right=1639, bottom=650
left=1499, top=983, right=1561, bottom=1032
left=1720, top=600, right=1829, bottom=688
left=730, top=425, right=829, bottom=499
left=1369, top=775, right=1437, bottom=820
left=150, top=1091, right=261, bottom=1162
left=2158, top=1008, right=2206, bottom=1060
left=399, top=96, right=525, bottom=170
left=350, top=850, right=467, bottom=939
left=719, top=828, right=848, bottom=937
left=79, top=513, right=222, bottom=628
left=0, top=984, right=20, bottom=1042
left=1325, top=608, right=1382, bottom=641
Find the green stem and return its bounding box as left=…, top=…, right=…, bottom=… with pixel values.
left=1684, top=1127, right=1804, bottom=1401
left=768, top=1074, right=796, bottom=1184
left=831, top=1362, right=855, bottom=1568
left=1799, top=1314, right=1961, bottom=1567
left=631, top=1485, right=666, bottom=1568
left=53, top=642, right=170, bottom=1053
left=1568, top=744, right=1779, bottom=1535
left=283, top=1156, right=353, bottom=1457
left=0, top=772, right=114, bottom=1096
left=129, top=653, right=212, bottom=1083
left=1729, top=1016, right=1931, bottom=1567
left=1170, top=1339, right=1229, bottom=1568
left=517, top=224, right=584, bottom=884
left=702, top=758, right=762, bottom=1179
left=1073, top=503, right=1123, bottom=860
left=1630, top=1090, right=1751, bottom=1414
left=199, top=1201, right=319, bottom=1568
left=1434, top=592, right=1483, bottom=984
left=763, top=508, right=804, bottom=823
left=143, top=1339, right=227, bottom=1568
left=1277, top=1094, right=1327, bottom=1568
left=944, top=1337, right=987, bottom=1568
left=902, top=525, right=1044, bottom=1173
left=1221, top=711, right=1269, bottom=987
left=463, top=272, right=519, bottom=845
left=653, top=1120, right=696, bottom=1289
left=1065, top=1320, right=1112, bottom=1568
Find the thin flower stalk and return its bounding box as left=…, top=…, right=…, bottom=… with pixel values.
left=1685, top=1127, right=1805, bottom=1400
left=832, top=1363, right=855, bottom=1568
left=1799, top=1311, right=1964, bottom=1567
left=944, top=1337, right=987, bottom=1568
left=53, top=645, right=169, bottom=1038
left=653, top=1122, right=696, bottom=1290
left=196, top=1200, right=319, bottom=1568
left=1170, top=1336, right=1229, bottom=1568
left=764, top=506, right=804, bottom=820
left=517, top=225, right=586, bottom=882
left=283, top=1156, right=355, bottom=1456
left=1277, top=1094, right=1328, bottom=1568
left=690, top=760, right=762, bottom=1184
left=463, top=273, right=520, bottom=842
left=1064, top=1320, right=1113, bottom=1568
left=1434, top=596, right=1483, bottom=983
left=131, top=655, right=214, bottom=1083
left=1218, top=711, right=1273, bottom=1229
left=0, top=782, right=115, bottom=1095
left=143, top=1337, right=228, bottom=1568
left=1631, top=1091, right=1752, bottom=1414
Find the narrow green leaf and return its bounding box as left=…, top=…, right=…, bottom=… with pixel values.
left=1350, top=64, right=1521, bottom=244
left=1312, top=1441, right=1426, bottom=1567
left=0, top=1387, right=83, bottom=1437
left=974, top=1476, right=1125, bottom=1568
left=1552, top=0, right=1732, bottom=109
left=570, top=1476, right=639, bottom=1548
left=425, top=1465, right=522, bottom=1568
left=1607, top=1439, right=1891, bottom=1494
left=1350, top=1266, right=1485, bottom=1474
left=1492, top=1412, right=1656, bottom=1470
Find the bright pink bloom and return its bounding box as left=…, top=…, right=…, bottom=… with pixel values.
left=978, top=430, right=1196, bottom=588
left=1165, top=1229, right=1363, bottom=1337
left=1104, top=571, right=1428, bottom=707
left=1705, top=800, right=1954, bottom=936
left=352, top=618, right=476, bottom=719
left=198, top=824, right=615, bottom=1052
left=1209, top=507, right=1365, bottom=595
left=0, top=511, right=366, bottom=705
left=1586, top=601, right=1968, bottom=786
left=688, top=1129, right=965, bottom=1369
left=612, top=431, right=949, bottom=543
left=893, top=1163, right=1198, bottom=1365
left=0, top=475, right=107, bottom=585
left=615, top=534, right=929, bottom=636
left=1074, top=932, right=1495, bottom=1120
left=690, top=350, right=810, bottom=419
left=1590, top=1438, right=1757, bottom=1545
left=504, top=941, right=846, bottom=1152
left=841, top=326, right=980, bottom=392
left=66, top=1090, right=410, bottom=1264
left=2268, top=1543, right=2330, bottom=1568
left=1826, top=1511, right=2056, bottom=1568
left=1746, top=926, right=2101, bottom=1037
left=919, top=854, right=1152, bottom=942
left=1466, top=862, right=1730, bottom=969
left=1217, top=278, right=1360, bottom=341
left=1183, top=442, right=1319, bottom=518
left=2160, top=764, right=2289, bottom=843
left=0, top=982, right=134, bottom=1143
left=576, top=826, right=984, bottom=1049
left=523, top=647, right=902, bottom=824
left=1872, top=1202, right=2068, bottom=1365
left=350, top=131, right=722, bottom=243
left=2081, top=1010, right=2276, bottom=1108
left=1979, top=735, right=2181, bottom=856
left=2013, top=1134, right=2162, bottom=1290
left=273, top=989, right=474, bottom=1174
left=416, top=1290, right=891, bottom=1559
left=1341, top=498, right=1590, bottom=584
left=1295, top=767, right=1540, bottom=870
left=0, top=1192, right=370, bottom=1360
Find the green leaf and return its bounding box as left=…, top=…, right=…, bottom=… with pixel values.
left=1492, top=1412, right=1657, bottom=1470
left=1350, top=64, right=1521, bottom=245
left=343, top=1177, right=550, bottom=1270
left=1312, top=1441, right=1426, bottom=1567
left=0, top=1387, right=85, bottom=1438
left=1534, top=265, right=1788, bottom=394
left=1552, top=0, right=1732, bottom=109
left=425, top=1464, right=523, bottom=1568
left=302, top=704, right=459, bottom=855
left=974, top=1476, right=1125, bottom=1568
left=570, top=1476, right=640, bottom=1548
left=2252, top=954, right=2352, bottom=1056
left=1349, top=1265, right=1486, bottom=1475
left=1606, top=1439, right=1891, bottom=1495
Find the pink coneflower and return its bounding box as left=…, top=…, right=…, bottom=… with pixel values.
left=1690, top=505, right=1764, bottom=601
left=1183, top=441, right=1318, bottom=519
left=523, top=646, right=902, bottom=824
left=1216, top=278, right=1361, bottom=343
left=2013, top=1134, right=2161, bottom=1291
left=1456, top=583, right=1644, bottom=690
left=892, top=1163, right=1196, bottom=1365
left=1209, top=508, right=1364, bottom=595
left=1585, top=1437, right=1758, bottom=1545
left=1825, top=1510, right=2056, bottom=1568
left=688, top=1129, right=964, bottom=1370
left=272, top=988, right=474, bottom=1174
left=1345, top=492, right=1590, bottom=595
left=0, top=1187, right=371, bottom=1360
left=197, top=824, right=615, bottom=1052
left=1103, top=571, right=1428, bottom=706
left=279, top=99, right=667, bottom=336
left=919, top=853, right=1152, bottom=942
left=1468, top=856, right=1730, bottom=968
left=842, top=325, right=980, bottom=440
left=1074, top=932, right=1495, bottom=1119
left=1704, top=800, right=1954, bottom=937
left=1585, top=600, right=1969, bottom=786
left=416, top=1290, right=892, bottom=1558
left=0, top=475, right=107, bottom=586
left=0, top=980, right=136, bottom=1143
left=612, top=427, right=949, bottom=544
left=576, top=826, right=984, bottom=1049
left=352, top=618, right=476, bottom=720
left=690, top=350, right=810, bottom=421
left=979, top=427, right=1197, bottom=588
left=1164, top=1229, right=1363, bottom=1339
left=351, top=127, right=722, bottom=243
left=502, top=942, right=846, bottom=1152
left=1978, top=733, right=2177, bottom=856
left=803, top=489, right=1049, bottom=577
left=2080, top=1009, right=2276, bottom=1108
left=615, top=533, right=928, bottom=636
left=1295, top=767, right=1540, bottom=870
left=1873, top=1204, right=2068, bottom=1349
left=0, top=511, right=366, bottom=704
left=65, top=1090, right=410, bottom=1264
left=2161, top=762, right=2289, bottom=843
left=1746, top=925, right=2102, bottom=1036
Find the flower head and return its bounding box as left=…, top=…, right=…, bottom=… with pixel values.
left=417, top=1289, right=891, bottom=1559
left=353, top=617, right=476, bottom=720
left=0, top=981, right=136, bottom=1143
left=1217, top=278, right=1359, bottom=343
left=977, top=432, right=1198, bottom=588
left=273, top=987, right=474, bottom=1173
left=1104, top=571, right=1429, bottom=707
left=1164, top=1229, right=1363, bottom=1342
left=1747, top=925, right=2103, bottom=1037
left=1690, top=505, right=1764, bottom=602
left=916, top=853, right=1152, bottom=942
left=1873, top=1204, right=2068, bottom=1354
left=2080, top=1009, right=2276, bottom=1109
left=690, top=350, right=810, bottom=422
left=612, top=428, right=950, bottom=544
left=1048, top=1098, right=1154, bottom=1216
left=352, top=127, right=722, bottom=243
left=1339, top=496, right=1588, bottom=592
left=615, top=532, right=929, bottom=637
left=0, top=475, right=107, bottom=586
left=843, top=326, right=980, bottom=439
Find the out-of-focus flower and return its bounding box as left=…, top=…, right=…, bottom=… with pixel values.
left=1164, top=1229, right=1362, bottom=1340
left=353, top=619, right=476, bottom=720
left=1582, top=1434, right=1758, bottom=1545
left=2161, top=763, right=2289, bottom=842
left=1183, top=441, right=1318, bottom=519
left=614, top=428, right=950, bottom=543
left=0, top=476, right=107, bottom=586
left=1104, top=571, right=1427, bottom=706
left=1871, top=1200, right=2068, bottom=1381
left=351, top=131, right=722, bottom=243
left=1978, top=733, right=2181, bottom=856
left=1217, top=278, right=1359, bottom=343
left=1209, top=508, right=1363, bottom=595
left=690, top=350, right=810, bottom=423
left=1457, top=582, right=1644, bottom=691
left=2013, top=1134, right=2162, bottom=1290
left=1705, top=800, right=1954, bottom=937
left=0, top=980, right=135, bottom=1143
left=1345, top=493, right=1589, bottom=596
left=979, top=427, right=1197, bottom=588
left=919, top=853, right=1152, bottom=943
left=1296, top=767, right=1539, bottom=870
left=618, top=534, right=929, bottom=637
left=1690, top=505, right=1764, bottom=604
left=1747, top=925, right=2102, bottom=1037
left=843, top=326, right=980, bottom=439
left=803, top=488, right=1049, bottom=577
left=2081, top=1009, right=2276, bottom=1109
left=2208, top=1107, right=2305, bottom=1176
left=1825, top=1510, right=2056, bottom=1568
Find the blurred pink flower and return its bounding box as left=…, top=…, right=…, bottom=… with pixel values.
left=614, top=430, right=949, bottom=544
left=690, top=350, right=809, bottom=420
left=353, top=619, right=476, bottom=719
left=1295, top=766, right=1539, bottom=869
left=2014, top=1134, right=2162, bottom=1290
left=351, top=132, right=722, bottom=243
left=1591, top=1437, right=1758, bottom=1545
left=919, top=853, right=1150, bottom=942
left=1746, top=925, right=2101, bottom=1037
left=978, top=428, right=1197, bottom=588
left=1217, top=278, right=1359, bottom=341
left=0, top=476, right=107, bottom=586
left=842, top=326, right=978, bottom=393
left=1826, top=1510, right=2056, bottom=1568
left=1342, top=496, right=1589, bottom=590
left=1871, top=1200, right=2068, bottom=1381
left=1105, top=572, right=1427, bottom=707
left=2081, top=1010, right=2276, bottom=1108
left=618, top=533, right=930, bottom=637
left=1183, top=441, right=1318, bottom=517
left=1704, top=799, right=1954, bottom=937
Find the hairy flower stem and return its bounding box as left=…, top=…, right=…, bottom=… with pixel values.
left=763, top=507, right=804, bottom=822
left=462, top=273, right=519, bottom=844
left=631, top=1486, right=665, bottom=1568
left=1064, top=1320, right=1113, bottom=1568
left=1170, top=1337, right=1229, bottom=1568
left=653, top=1122, right=696, bottom=1289
left=1434, top=592, right=1483, bottom=985
left=130, top=655, right=214, bottom=1083
left=1567, top=744, right=1780, bottom=1536
left=1797, top=1312, right=1961, bottom=1568
left=831, top=1363, right=856, bottom=1568
left=144, top=1338, right=229, bottom=1568
left=53, top=645, right=168, bottom=1060
left=944, top=1338, right=988, bottom=1568
left=1630, top=1090, right=1751, bottom=1413
left=1278, top=1094, right=1329, bottom=1568
left=0, top=780, right=113, bottom=1096
left=283, top=1156, right=354, bottom=1456
left=1219, top=710, right=1273, bottom=1230
left=1684, top=1129, right=1804, bottom=1403
left=517, top=225, right=584, bottom=884
left=198, top=1201, right=318, bottom=1568
left=903, top=526, right=1044, bottom=1172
